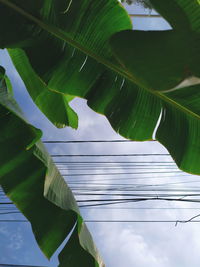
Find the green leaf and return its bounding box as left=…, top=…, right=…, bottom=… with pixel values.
left=109, top=0, right=200, bottom=91
left=156, top=100, right=200, bottom=174
left=0, top=68, right=104, bottom=266
left=0, top=0, right=159, bottom=142
left=0, top=0, right=131, bottom=130
left=59, top=217, right=101, bottom=267
left=150, top=0, right=200, bottom=32
left=108, top=1, right=200, bottom=174
left=8, top=48, right=78, bottom=129
left=1, top=0, right=200, bottom=176
left=0, top=1, right=78, bottom=128
left=110, top=30, right=200, bottom=91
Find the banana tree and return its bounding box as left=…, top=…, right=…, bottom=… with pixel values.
left=1, top=0, right=200, bottom=265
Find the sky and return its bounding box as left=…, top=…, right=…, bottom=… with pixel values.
left=1, top=2, right=200, bottom=267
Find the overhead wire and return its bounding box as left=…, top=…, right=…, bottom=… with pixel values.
left=58, top=167, right=178, bottom=171
left=0, top=264, right=47, bottom=267
left=63, top=172, right=184, bottom=176
left=51, top=153, right=170, bottom=157
left=2, top=220, right=200, bottom=224
left=1, top=219, right=200, bottom=224
left=84, top=220, right=200, bottom=223
left=63, top=175, right=192, bottom=183
left=43, top=140, right=137, bottom=143
left=1, top=140, right=200, bottom=224
left=54, top=161, right=175, bottom=164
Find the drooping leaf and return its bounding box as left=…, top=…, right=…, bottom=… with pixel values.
left=0, top=1, right=78, bottom=129
left=109, top=0, right=200, bottom=173
left=0, top=67, right=104, bottom=266
left=110, top=30, right=197, bottom=91
left=0, top=0, right=131, bottom=129
left=156, top=101, right=200, bottom=174
left=110, top=0, right=200, bottom=91
left=150, top=0, right=200, bottom=32
left=1, top=0, right=200, bottom=177
left=110, top=1, right=200, bottom=91
left=0, top=0, right=160, bottom=142
left=8, top=48, right=78, bottom=129
left=59, top=217, right=101, bottom=267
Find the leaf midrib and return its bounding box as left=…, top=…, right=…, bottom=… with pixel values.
left=1, top=0, right=200, bottom=121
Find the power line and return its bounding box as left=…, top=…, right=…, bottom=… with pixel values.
left=54, top=161, right=175, bottom=164
left=0, top=264, right=47, bottom=267
left=64, top=175, right=190, bottom=182
left=1, top=219, right=200, bottom=224
left=0, top=212, right=20, bottom=215
left=84, top=220, right=200, bottom=223
left=62, top=171, right=183, bottom=177
left=66, top=179, right=200, bottom=186
left=58, top=167, right=178, bottom=171
left=43, top=140, right=135, bottom=143
left=0, top=220, right=27, bottom=223
left=73, top=189, right=200, bottom=193
left=2, top=207, right=200, bottom=212
left=76, top=197, right=200, bottom=202
left=75, top=193, right=200, bottom=197
left=81, top=207, right=200, bottom=210
left=129, top=14, right=161, bottom=18
left=51, top=153, right=170, bottom=157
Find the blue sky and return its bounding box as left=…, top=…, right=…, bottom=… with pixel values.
left=1, top=2, right=200, bottom=267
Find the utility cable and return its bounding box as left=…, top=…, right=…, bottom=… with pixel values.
left=51, top=153, right=170, bottom=157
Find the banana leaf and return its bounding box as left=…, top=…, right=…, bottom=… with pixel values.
left=109, top=0, right=200, bottom=174
left=0, top=0, right=198, bottom=173
left=0, top=66, right=104, bottom=266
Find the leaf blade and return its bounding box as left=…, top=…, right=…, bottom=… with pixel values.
left=0, top=68, right=103, bottom=266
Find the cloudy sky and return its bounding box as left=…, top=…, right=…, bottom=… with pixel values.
left=1, top=2, right=200, bottom=267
